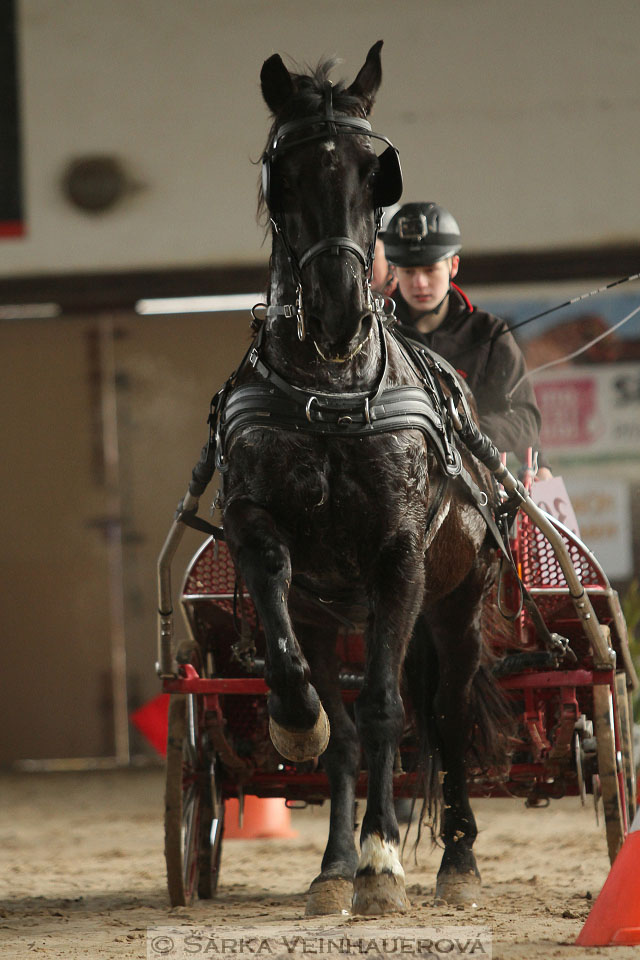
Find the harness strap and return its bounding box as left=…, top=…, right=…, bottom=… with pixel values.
left=266, top=303, right=297, bottom=319
left=298, top=236, right=368, bottom=270
left=221, top=382, right=453, bottom=468
left=177, top=507, right=226, bottom=541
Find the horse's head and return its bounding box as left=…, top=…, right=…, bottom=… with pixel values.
left=260, top=41, right=402, bottom=360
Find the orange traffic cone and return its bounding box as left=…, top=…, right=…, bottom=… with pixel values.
left=224, top=795, right=298, bottom=839
left=576, top=809, right=640, bottom=946
left=130, top=693, right=170, bottom=756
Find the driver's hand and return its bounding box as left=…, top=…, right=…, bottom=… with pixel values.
left=535, top=467, right=553, bottom=482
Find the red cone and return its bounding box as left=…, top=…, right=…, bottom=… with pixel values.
left=130, top=693, right=170, bottom=756
left=224, top=796, right=298, bottom=839
left=576, top=809, right=640, bottom=946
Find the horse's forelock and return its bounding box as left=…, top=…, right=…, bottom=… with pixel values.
left=292, top=57, right=363, bottom=113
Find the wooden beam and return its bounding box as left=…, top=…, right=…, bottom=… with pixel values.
left=0, top=245, right=639, bottom=314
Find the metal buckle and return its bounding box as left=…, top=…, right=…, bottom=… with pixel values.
left=447, top=395, right=463, bottom=432
left=305, top=396, right=318, bottom=422
left=445, top=447, right=463, bottom=477
left=251, top=303, right=268, bottom=325
left=296, top=285, right=306, bottom=341
left=365, top=281, right=374, bottom=312
left=283, top=304, right=295, bottom=319
left=249, top=347, right=259, bottom=367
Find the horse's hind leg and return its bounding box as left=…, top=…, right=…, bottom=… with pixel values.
left=224, top=499, right=329, bottom=762
left=302, top=627, right=360, bottom=916
left=429, top=568, right=501, bottom=906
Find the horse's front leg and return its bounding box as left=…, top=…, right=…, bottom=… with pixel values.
left=301, top=626, right=360, bottom=916
left=352, top=535, right=424, bottom=915
left=224, top=499, right=329, bottom=761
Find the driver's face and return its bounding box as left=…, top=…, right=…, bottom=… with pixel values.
left=395, top=256, right=458, bottom=316
left=372, top=238, right=396, bottom=295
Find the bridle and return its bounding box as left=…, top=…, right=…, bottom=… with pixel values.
left=261, top=82, right=403, bottom=344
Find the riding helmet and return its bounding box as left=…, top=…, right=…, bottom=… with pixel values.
left=383, top=202, right=462, bottom=266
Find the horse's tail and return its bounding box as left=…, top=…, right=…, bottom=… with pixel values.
left=402, top=613, right=513, bottom=848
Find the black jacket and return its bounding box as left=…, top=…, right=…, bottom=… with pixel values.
left=394, top=284, right=541, bottom=462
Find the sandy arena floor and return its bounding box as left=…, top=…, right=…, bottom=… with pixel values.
left=0, top=768, right=636, bottom=959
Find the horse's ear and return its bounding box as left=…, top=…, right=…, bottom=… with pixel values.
left=261, top=54, right=294, bottom=115
left=347, top=40, right=383, bottom=115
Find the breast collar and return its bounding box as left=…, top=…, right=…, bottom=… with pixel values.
left=218, top=315, right=464, bottom=478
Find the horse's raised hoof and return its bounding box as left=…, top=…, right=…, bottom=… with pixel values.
left=305, top=876, right=353, bottom=916
left=269, top=705, right=330, bottom=762
left=352, top=872, right=410, bottom=916
left=434, top=869, right=481, bottom=907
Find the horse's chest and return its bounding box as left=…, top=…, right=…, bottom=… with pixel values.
left=226, top=430, right=427, bottom=536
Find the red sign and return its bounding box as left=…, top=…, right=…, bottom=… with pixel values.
left=535, top=378, right=598, bottom=448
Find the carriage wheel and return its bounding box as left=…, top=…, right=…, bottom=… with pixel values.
left=614, top=672, right=637, bottom=824
left=197, top=757, right=224, bottom=899
left=165, top=693, right=222, bottom=905
left=593, top=683, right=626, bottom=864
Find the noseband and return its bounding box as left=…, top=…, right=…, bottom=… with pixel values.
left=262, top=83, right=403, bottom=341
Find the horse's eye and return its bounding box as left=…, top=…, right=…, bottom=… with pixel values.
left=363, top=164, right=377, bottom=189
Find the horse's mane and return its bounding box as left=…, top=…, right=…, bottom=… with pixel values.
left=257, top=57, right=366, bottom=220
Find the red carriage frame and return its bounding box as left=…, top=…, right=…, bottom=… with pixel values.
left=157, top=473, right=638, bottom=906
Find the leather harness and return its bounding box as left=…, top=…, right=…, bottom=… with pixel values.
left=186, top=314, right=499, bottom=545
left=220, top=317, right=463, bottom=479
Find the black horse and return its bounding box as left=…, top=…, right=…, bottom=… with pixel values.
left=219, top=41, right=505, bottom=916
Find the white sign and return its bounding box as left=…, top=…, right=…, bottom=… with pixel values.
left=533, top=362, right=640, bottom=456
left=530, top=475, right=632, bottom=580
left=529, top=477, right=580, bottom=536
left=563, top=475, right=632, bottom=580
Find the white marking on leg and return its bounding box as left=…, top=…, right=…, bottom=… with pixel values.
left=358, top=834, right=405, bottom=878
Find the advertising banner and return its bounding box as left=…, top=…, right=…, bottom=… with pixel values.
left=533, top=363, right=640, bottom=456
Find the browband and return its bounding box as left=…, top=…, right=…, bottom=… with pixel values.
left=266, top=114, right=397, bottom=159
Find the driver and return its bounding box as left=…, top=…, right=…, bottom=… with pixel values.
left=381, top=201, right=549, bottom=473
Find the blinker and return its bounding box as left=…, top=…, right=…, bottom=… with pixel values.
left=373, top=146, right=403, bottom=209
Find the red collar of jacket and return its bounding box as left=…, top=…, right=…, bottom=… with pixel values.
left=450, top=282, right=474, bottom=313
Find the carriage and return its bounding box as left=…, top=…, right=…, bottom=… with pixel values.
left=157, top=460, right=638, bottom=906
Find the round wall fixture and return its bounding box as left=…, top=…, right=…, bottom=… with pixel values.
left=61, top=155, right=131, bottom=213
